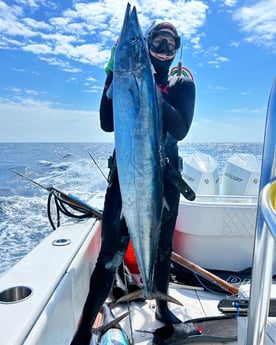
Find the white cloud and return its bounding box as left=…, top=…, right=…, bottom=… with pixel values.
left=207, top=85, right=228, bottom=91
left=200, top=46, right=229, bottom=68
left=0, top=0, right=208, bottom=69
left=23, top=17, right=51, bottom=30
left=0, top=97, right=265, bottom=143
left=186, top=112, right=266, bottom=142
left=223, top=0, right=237, bottom=7
left=229, top=41, right=239, bottom=48
left=230, top=106, right=265, bottom=114
left=0, top=99, right=113, bottom=142
left=233, top=0, right=276, bottom=51
left=23, top=43, right=53, bottom=54
left=0, top=0, right=273, bottom=144
left=241, top=91, right=251, bottom=96
left=38, top=56, right=81, bottom=72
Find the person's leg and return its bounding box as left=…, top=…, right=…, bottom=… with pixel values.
left=71, top=174, right=129, bottom=344
left=154, top=179, right=181, bottom=324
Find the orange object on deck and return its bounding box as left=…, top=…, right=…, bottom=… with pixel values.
left=124, top=241, right=140, bottom=274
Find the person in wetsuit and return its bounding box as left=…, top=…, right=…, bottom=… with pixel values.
left=71, top=22, right=195, bottom=345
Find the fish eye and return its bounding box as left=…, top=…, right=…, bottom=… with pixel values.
left=131, top=35, right=138, bottom=43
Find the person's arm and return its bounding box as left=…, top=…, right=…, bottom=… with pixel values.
left=100, top=42, right=118, bottom=132
left=99, top=72, right=114, bottom=132
left=163, top=77, right=195, bottom=140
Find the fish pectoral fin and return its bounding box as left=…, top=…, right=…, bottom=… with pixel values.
left=120, top=209, right=124, bottom=221
left=163, top=197, right=170, bottom=212
left=106, top=82, right=113, bottom=99
left=155, top=291, right=183, bottom=306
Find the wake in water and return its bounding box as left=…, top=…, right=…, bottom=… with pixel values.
left=0, top=143, right=113, bottom=276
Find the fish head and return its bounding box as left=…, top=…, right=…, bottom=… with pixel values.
left=115, top=4, right=150, bottom=74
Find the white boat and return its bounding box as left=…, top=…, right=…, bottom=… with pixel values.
left=0, top=79, right=275, bottom=344
left=174, top=151, right=261, bottom=272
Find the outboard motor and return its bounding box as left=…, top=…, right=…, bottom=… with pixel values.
left=182, top=152, right=219, bottom=195
left=221, top=153, right=261, bottom=196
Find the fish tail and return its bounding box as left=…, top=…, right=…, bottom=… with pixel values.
left=116, top=290, right=183, bottom=306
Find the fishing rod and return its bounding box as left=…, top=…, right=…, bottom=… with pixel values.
left=171, top=252, right=239, bottom=295
left=170, top=38, right=194, bottom=81
left=88, top=152, right=108, bottom=182
left=9, top=168, right=102, bottom=230
left=9, top=168, right=51, bottom=191
left=177, top=43, right=184, bottom=76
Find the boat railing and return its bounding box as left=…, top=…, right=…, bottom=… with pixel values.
left=180, top=193, right=258, bottom=205
left=245, top=77, right=276, bottom=345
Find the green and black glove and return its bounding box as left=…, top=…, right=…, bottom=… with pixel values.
left=105, top=43, right=117, bottom=74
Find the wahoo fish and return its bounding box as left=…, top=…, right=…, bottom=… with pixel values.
left=112, top=3, right=179, bottom=305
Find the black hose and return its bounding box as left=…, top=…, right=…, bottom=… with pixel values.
left=47, top=188, right=101, bottom=230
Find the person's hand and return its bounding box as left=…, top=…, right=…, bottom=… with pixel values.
left=105, top=42, right=117, bottom=74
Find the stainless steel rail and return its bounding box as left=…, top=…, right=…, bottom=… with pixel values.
left=245, top=78, right=276, bottom=345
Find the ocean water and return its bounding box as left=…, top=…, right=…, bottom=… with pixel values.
left=0, top=142, right=263, bottom=277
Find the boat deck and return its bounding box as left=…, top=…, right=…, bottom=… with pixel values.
left=111, top=283, right=239, bottom=345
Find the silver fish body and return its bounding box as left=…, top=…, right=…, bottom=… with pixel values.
left=99, top=328, right=129, bottom=345
left=113, top=4, right=165, bottom=300
left=91, top=304, right=130, bottom=345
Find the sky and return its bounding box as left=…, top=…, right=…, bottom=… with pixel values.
left=0, top=0, right=276, bottom=143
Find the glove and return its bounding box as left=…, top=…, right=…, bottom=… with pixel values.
left=105, top=43, right=117, bottom=74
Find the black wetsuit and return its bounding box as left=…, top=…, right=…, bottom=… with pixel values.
left=71, top=67, right=195, bottom=345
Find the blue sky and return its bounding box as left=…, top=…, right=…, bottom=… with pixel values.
left=0, top=0, right=275, bottom=143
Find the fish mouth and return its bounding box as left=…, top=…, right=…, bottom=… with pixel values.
left=117, top=3, right=131, bottom=47
left=115, top=4, right=149, bottom=74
